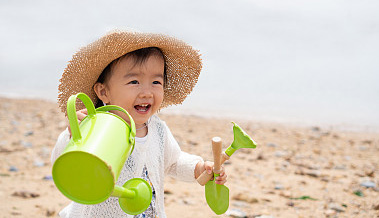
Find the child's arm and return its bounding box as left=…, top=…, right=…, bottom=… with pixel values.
left=163, top=122, right=202, bottom=182
left=163, top=121, right=227, bottom=184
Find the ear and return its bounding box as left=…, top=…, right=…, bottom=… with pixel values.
left=93, top=82, right=110, bottom=104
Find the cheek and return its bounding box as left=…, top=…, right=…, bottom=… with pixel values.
left=155, top=89, right=164, bottom=104
left=115, top=86, right=135, bottom=103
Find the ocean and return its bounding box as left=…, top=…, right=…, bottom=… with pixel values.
left=1, top=0, right=378, bottom=130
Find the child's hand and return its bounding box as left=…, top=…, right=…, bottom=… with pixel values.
left=67, top=109, right=88, bottom=137
left=195, top=160, right=227, bottom=185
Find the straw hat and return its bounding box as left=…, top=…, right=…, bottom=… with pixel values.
left=58, top=29, right=202, bottom=114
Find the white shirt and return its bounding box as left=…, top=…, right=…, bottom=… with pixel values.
left=51, top=115, right=202, bottom=218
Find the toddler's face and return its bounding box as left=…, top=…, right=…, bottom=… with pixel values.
left=97, top=55, right=164, bottom=127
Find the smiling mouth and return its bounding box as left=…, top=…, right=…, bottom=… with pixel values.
left=134, top=104, right=151, bottom=112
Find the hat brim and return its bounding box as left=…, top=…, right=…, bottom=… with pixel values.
left=58, top=30, right=202, bottom=115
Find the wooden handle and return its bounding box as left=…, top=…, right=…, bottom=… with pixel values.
left=197, top=139, right=231, bottom=186
left=212, top=137, right=222, bottom=174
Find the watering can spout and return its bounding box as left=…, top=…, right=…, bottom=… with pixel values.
left=226, top=122, right=257, bottom=156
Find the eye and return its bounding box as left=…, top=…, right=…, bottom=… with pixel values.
left=128, top=80, right=139, bottom=84
left=153, top=81, right=162, bottom=85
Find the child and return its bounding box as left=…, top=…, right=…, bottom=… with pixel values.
left=51, top=30, right=227, bottom=218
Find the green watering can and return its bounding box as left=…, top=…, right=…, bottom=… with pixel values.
left=52, top=93, right=152, bottom=215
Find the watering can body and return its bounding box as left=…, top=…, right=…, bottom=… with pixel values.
left=52, top=93, right=137, bottom=205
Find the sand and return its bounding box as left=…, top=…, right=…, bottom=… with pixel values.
left=0, top=97, right=378, bottom=218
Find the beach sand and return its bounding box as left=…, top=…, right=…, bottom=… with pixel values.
left=0, top=97, right=378, bottom=217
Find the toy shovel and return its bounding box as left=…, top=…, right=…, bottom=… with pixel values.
left=198, top=122, right=257, bottom=186
left=205, top=137, right=229, bottom=215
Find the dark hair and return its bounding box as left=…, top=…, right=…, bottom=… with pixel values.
left=95, top=47, right=167, bottom=108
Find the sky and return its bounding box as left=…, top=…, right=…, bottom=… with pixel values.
left=0, top=0, right=378, bottom=129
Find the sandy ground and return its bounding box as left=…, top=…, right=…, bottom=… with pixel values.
left=0, top=97, right=378, bottom=218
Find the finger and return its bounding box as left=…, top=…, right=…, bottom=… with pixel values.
left=204, top=161, right=214, bottom=168
left=76, top=112, right=87, bottom=121
left=204, top=161, right=214, bottom=174
left=215, top=179, right=227, bottom=185
left=217, top=166, right=225, bottom=176
left=215, top=171, right=227, bottom=185
left=79, top=109, right=88, bottom=115
left=216, top=173, right=227, bottom=180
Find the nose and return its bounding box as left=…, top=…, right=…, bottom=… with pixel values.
left=138, top=86, right=153, bottom=98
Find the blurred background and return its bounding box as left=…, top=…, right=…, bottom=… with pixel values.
left=1, top=1, right=379, bottom=217
left=1, top=0, right=378, bottom=129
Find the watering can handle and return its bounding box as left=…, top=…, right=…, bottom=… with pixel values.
left=67, top=93, right=96, bottom=143
left=96, top=105, right=136, bottom=145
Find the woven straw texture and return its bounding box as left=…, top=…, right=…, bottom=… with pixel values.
left=58, top=30, right=202, bottom=114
